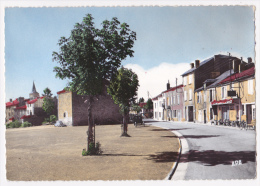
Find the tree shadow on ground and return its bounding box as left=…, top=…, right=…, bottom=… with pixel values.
left=101, top=153, right=147, bottom=157
left=161, top=135, right=221, bottom=139
left=148, top=150, right=256, bottom=166
left=150, top=128, right=191, bottom=132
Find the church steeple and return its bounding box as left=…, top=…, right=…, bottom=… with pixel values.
left=29, top=81, right=39, bottom=99
left=31, top=81, right=38, bottom=93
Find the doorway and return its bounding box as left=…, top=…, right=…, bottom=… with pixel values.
left=188, top=106, right=193, bottom=122
left=204, top=110, right=206, bottom=123
left=246, top=104, right=252, bottom=124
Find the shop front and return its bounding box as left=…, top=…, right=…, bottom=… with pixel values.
left=211, top=98, right=241, bottom=121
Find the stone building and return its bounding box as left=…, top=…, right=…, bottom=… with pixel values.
left=57, top=89, right=122, bottom=126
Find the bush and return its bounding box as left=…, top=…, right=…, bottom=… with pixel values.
left=50, top=115, right=57, bottom=123
left=6, top=120, right=22, bottom=128
left=21, top=121, right=32, bottom=128
left=82, top=142, right=102, bottom=156
left=44, top=118, right=50, bottom=122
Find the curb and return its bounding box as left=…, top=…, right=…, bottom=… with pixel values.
left=165, top=132, right=182, bottom=180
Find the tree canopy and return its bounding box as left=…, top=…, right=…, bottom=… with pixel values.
left=144, top=98, right=153, bottom=110
left=53, top=14, right=137, bottom=96
left=42, top=87, right=53, bottom=97
left=107, top=67, right=139, bottom=136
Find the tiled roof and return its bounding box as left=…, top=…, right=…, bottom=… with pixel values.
left=163, top=85, right=183, bottom=93
left=57, top=90, right=67, bottom=94
left=6, top=99, right=19, bottom=107
left=181, top=57, right=214, bottom=76
left=21, top=115, right=31, bottom=119
left=219, top=66, right=255, bottom=84
left=27, top=98, right=38, bottom=104
left=139, top=102, right=147, bottom=108
left=206, top=69, right=234, bottom=89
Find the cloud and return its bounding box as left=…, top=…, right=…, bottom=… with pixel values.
left=125, top=62, right=190, bottom=101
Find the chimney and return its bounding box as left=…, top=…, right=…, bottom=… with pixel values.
left=9, top=99, right=12, bottom=102
left=239, top=63, right=245, bottom=73
left=190, top=63, right=194, bottom=69
left=195, top=60, right=200, bottom=68
left=167, top=80, right=170, bottom=90
left=248, top=57, right=252, bottom=63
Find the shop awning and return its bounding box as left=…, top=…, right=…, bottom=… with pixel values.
left=211, top=99, right=234, bottom=105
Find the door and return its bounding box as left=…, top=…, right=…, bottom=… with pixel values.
left=246, top=104, right=252, bottom=124
left=204, top=110, right=206, bottom=123
left=188, top=106, right=193, bottom=122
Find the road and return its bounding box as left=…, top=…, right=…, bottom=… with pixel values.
left=144, top=119, right=256, bottom=180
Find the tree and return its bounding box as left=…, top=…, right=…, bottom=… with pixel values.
left=42, top=97, right=55, bottom=116
left=52, top=14, right=136, bottom=150
left=132, top=104, right=141, bottom=114
left=139, top=97, right=144, bottom=103
left=144, top=98, right=153, bottom=118
left=42, top=87, right=53, bottom=97
left=107, top=67, right=139, bottom=136
left=42, top=87, right=55, bottom=116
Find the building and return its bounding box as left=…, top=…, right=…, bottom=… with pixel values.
left=152, top=81, right=184, bottom=121
left=163, top=84, right=184, bottom=121
left=181, top=54, right=243, bottom=122
left=5, top=82, right=57, bottom=125
left=57, top=89, right=122, bottom=126
left=152, top=93, right=164, bottom=121
left=211, top=61, right=255, bottom=124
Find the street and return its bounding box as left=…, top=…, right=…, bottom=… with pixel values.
left=145, top=119, right=256, bottom=180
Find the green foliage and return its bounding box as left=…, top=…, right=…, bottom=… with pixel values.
left=50, top=115, right=57, bottom=123
left=44, top=117, right=50, bottom=122
left=107, top=67, right=139, bottom=115
left=21, top=121, right=32, bottom=128
left=42, top=87, right=53, bottom=97
left=144, top=98, right=153, bottom=110
left=6, top=120, right=22, bottom=128
left=42, top=98, right=55, bottom=115
left=52, top=14, right=137, bottom=96
left=82, top=142, right=102, bottom=156
left=139, top=97, right=144, bottom=103
left=132, top=104, right=141, bottom=113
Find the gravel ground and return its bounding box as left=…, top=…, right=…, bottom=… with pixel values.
left=6, top=123, right=179, bottom=181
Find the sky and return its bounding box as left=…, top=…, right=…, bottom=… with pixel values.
left=4, top=6, right=255, bottom=102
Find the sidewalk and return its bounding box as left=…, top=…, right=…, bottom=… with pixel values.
left=6, top=124, right=180, bottom=180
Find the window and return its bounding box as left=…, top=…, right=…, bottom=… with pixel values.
left=184, top=91, right=187, bottom=101
left=184, top=76, right=187, bottom=86
left=204, top=91, right=207, bottom=103
left=189, top=89, right=192, bottom=100
left=242, top=105, right=245, bottom=115
left=222, top=86, right=227, bottom=99
left=210, top=90, right=213, bottom=102
left=64, top=112, right=66, bottom=118
left=189, top=74, right=192, bottom=84
left=159, top=112, right=161, bottom=118
left=177, top=95, right=180, bottom=105
left=248, top=79, right=254, bottom=95
left=154, top=103, right=156, bottom=109
left=197, top=93, right=200, bottom=103
left=173, top=96, right=176, bottom=104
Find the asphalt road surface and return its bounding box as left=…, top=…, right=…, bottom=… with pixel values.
left=145, top=119, right=256, bottom=180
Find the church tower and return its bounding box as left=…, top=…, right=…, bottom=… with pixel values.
left=29, top=81, right=40, bottom=100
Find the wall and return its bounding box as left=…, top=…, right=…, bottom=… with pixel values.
left=58, top=91, right=73, bottom=126
left=72, top=92, right=122, bottom=126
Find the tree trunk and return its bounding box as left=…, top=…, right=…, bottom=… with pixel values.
left=121, top=111, right=130, bottom=137
left=87, top=96, right=94, bottom=151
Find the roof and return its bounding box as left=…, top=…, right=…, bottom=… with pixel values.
left=195, top=69, right=234, bottom=92
left=31, top=81, right=38, bottom=94
left=9, top=117, right=14, bottom=120
left=6, top=99, right=19, bottom=107
left=16, top=105, right=27, bottom=110
left=219, top=66, right=255, bottom=85
left=162, top=85, right=183, bottom=93
left=152, top=93, right=162, bottom=101
left=21, top=115, right=31, bottom=119
left=57, top=90, right=67, bottom=94
left=206, top=69, right=234, bottom=89
left=139, top=102, right=147, bottom=108
left=27, top=98, right=38, bottom=104
left=181, top=57, right=214, bottom=76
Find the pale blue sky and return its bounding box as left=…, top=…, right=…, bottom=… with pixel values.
left=5, top=6, right=255, bottom=101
